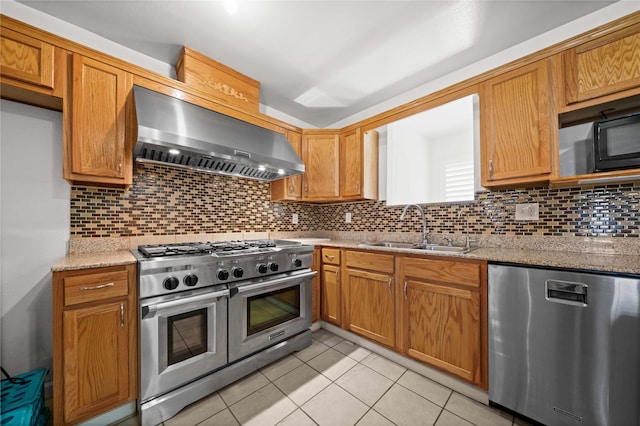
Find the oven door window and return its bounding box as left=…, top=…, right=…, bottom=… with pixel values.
left=247, top=286, right=300, bottom=335
left=167, top=308, right=207, bottom=365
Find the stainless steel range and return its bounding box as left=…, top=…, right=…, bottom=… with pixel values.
left=133, top=239, right=316, bottom=426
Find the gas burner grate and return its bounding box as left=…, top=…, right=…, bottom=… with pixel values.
left=137, top=239, right=282, bottom=258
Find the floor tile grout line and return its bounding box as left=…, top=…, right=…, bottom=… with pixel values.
left=163, top=330, right=515, bottom=426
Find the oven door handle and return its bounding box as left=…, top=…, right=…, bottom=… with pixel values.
left=144, top=289, right=230, bottom=315
left=232, top=270, right=317, bottom=296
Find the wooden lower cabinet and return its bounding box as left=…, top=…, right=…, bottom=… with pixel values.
left=53, top=264, right=137, bottom=425
left=321, top=263, right=341, bottom=326
left=343, top=250, right=395, bottom=348
left=311, top=247, right=321, bottom=322
left=397, top=256, right=487, bottom=389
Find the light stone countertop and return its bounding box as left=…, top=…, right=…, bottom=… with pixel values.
left=51, top=250, right=136, bottom=272
left=312, top=240, right=640, bottom=275
left=51, top=237, right=640, bottom=275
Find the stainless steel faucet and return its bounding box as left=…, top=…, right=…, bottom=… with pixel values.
left=400, top=204, right=429, bottom=246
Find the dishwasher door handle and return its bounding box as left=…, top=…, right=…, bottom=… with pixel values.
left=545, top=280, right=588, bottom=306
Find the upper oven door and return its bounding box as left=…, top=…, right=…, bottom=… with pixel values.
left=139, top=286, right=229, bottom=402
left=228, top=270, right=316, bottom=362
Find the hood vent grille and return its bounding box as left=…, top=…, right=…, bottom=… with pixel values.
left=136, top=144, right=281, bottom=180
left=132, top=85, right=304, bottom=182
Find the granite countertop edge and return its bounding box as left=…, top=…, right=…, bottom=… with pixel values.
left=311, top=240, right=640, bottom=275
left=51, top=250, right=136, bottom=272
left=51, top=240, right=640, bottom=276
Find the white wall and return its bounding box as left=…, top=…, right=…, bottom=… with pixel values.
left=0, top=100, right=70, bottom=388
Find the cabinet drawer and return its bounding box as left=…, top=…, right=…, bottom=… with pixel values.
left=64, top=270, right=129, bottom=307
left=321, top=248, right=341, bottom=265
left=345, top=250, right=394, bottom=274
left=400, top=257, right=480, bottom=288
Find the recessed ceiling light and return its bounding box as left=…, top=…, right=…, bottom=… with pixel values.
left=168, top=149, right=180, bottom=155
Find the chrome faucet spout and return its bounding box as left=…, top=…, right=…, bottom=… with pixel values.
left=400, top=204, right=429, bottom=246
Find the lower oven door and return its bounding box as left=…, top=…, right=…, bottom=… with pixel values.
left=139, top=286, right=229, bottom=402
left=228, top=270, right=316, bottom=362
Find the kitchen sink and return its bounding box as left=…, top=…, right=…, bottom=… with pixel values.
left=419, top=245, right=476, bottom=253
left=359, top=241, right=477, bottom=253
left=358, top=241, right=420, bottom=249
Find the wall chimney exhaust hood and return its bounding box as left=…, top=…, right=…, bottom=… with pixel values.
left=132, top=85, right=304, bottom=181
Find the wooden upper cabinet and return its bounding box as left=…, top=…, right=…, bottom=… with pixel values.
left=271, top=130, right=303, bottom=201
left=340, top=128, right=363, bottom=199
left=340, top=128, right=378, bottom=200
left=302, top=130, right=340, bottom=200
left=65, top=54, right=133, bottom=186
left=0, top=26, right=65, bottom=109
left=1, top=27, right=54, bottom=89
left=480, top=59, right=552, bottom=187
left=563, top=23, right=640, bottom=106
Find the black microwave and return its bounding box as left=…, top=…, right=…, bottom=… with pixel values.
left=593, top=113, right=640, bottom=172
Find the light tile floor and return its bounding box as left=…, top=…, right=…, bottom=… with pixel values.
left=119, top=329, right=530, bottom=426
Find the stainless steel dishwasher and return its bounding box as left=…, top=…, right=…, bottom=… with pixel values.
left=488, top=263, right=640, bottom=426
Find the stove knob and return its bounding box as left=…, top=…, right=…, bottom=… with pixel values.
left=163, top=276, right=180, bottom=290
left=184, top=274, right=198, bottom=287
left=257, top=263, right=268, bottom=274
left=269, top=262, right=279, bottom=272
left=217, top=269, right=230, bottom=280
left=232, top=267, right=244, bottom=278
left=293, top=258, right=303, bottom=268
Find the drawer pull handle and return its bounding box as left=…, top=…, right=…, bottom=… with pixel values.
left=403, top=281, right=408, bottom=300
left=388, top=277, right=392, bottom=295
left=325, top=255, right=335, bottom=260
left=80, top=282, right=115, bottom=291
left=120, top=303, right=124, bottom=328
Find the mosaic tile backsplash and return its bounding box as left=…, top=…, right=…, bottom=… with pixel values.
left=70, top=163, right=639, bottom=239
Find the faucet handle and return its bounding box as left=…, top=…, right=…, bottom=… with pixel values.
left=444, top=237, right=454, bottom=247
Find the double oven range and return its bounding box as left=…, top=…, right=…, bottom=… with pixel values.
left=132, top=239, right=316, bottom=425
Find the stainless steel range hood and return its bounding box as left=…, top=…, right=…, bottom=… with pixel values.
left=132, top=85, right=304, bottom=181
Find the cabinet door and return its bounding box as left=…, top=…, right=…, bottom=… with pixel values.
left=344, top=268, right=395, bottom=348
left=400, top=278, right=481, bottom=385
left=302, top=132, right=340, bottom=200
left=271, top=130, right=303, bottom=201
left=67, top=54, right=132, bottom=185
left=480, top=60, right=551, bottom=186
left=312, top=247, right=321, bottom=323
left=340, top=128, right=363, bottom=199
left=564, top=24, right=640, bottom=105
left=62, top=301, right=131, bottom=423
left=321, top=264, right=341, bottom=325
left=0, top=28, right=54, bottom=89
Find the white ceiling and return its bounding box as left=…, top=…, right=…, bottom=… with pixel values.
left=14, top=0, right=619, bottom=127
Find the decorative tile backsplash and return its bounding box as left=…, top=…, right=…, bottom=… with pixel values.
left=70, top=163, right=639, bottom=239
